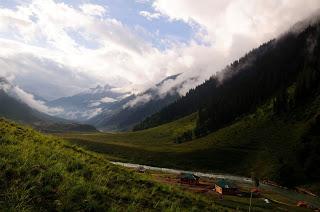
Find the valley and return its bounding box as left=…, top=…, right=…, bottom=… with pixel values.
left=0, top=118, right=227, bottom=211
left=1, top=3, right=320, bottom=210
left=1, top=117, right=318, bottom=211
left=112, top=162, right=320, bottom=209
left=59, top=94, right=320, bottom=192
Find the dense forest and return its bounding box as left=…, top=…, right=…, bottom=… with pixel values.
left=134, top=24, right=320, bottom=138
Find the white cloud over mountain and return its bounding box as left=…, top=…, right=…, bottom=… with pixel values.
left=0, top=0, right=320, bottom=102
left=153, top=0, right=320, bottom=53
left=0, top=77, right=62, bottom=115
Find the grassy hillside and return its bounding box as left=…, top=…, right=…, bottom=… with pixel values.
left=0, top=118, right=231, bottom=211
left=60, top=91, right=320, bottom=192
left=81, top=113, right=197, bottom=146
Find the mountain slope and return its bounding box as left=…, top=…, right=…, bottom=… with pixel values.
left=88, top=74, right=181, bottom=131
left=0, top=118, right=226, bottom=211
left=61, top=87, right=320, bottom=194
left=47, top=84, right=128, bottom=121
left=0, top=89, right=43, bottom=123
left=60, top=20, right=320, bottom=193
left=134, top=22, right=320, bottom=135
left=0, top=78, right=97, bottom=132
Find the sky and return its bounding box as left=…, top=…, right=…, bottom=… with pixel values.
left=0, top=0, right=320, bottom=101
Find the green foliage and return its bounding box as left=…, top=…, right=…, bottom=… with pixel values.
left=54, top=25, right=320, bottom=201
left=298, top=114, right=320, bottom=181
left=175, top=130, right=193, bottom=143
left=273, top=88, right=289, bottom=114
left=135, top=24, right=320, bottom=142
left=61, top=92, right=320, bottom=192
left=117, top=25, right=320, bottom=192
left=0, top=118, right=226, bottom=211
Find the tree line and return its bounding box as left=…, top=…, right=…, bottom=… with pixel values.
left=135, top=24, right=320, bottom=138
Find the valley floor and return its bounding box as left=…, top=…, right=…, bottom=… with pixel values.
left=58, top=109, right=306, bottom=179
left=58, top=98, right=320, bottom=202
left=0, top=118, right=228, bottom=211
left=2, top=117, right=316, bottom=211
left=1, top=105, right=320, bottom=211
left=113, top=161, right=320, bottom=210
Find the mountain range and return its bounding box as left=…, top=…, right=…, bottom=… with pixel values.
left=0, top=77, right=97, bottom=133
left=86, top=74, right=181, bottom=131
left=46, top=84, right=129, bottom=121
left=1, top=73, right=183, bottom=132
left=60, top=18, right=320, bottom=191
left=1, top=12, right=320, bottom=200
left=134, top=21, right=320, bottom=134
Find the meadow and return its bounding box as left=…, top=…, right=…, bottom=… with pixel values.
left=60, top=101, right=308, bottom=179
left=1, top=118, right=315, bottom=211
left=0, top=118, right=231, bottom=211
left=60, top=93, right=320, bottom=199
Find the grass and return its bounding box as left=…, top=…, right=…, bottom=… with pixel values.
left=60, top=107, right=294, bottom=175
left=59, top=95, right=320, bottom=185
left=0, top=117, right=234, bottom=211
left=1, top=103, right=319, bottom=211
left=52, top=94, right=320, bottom=210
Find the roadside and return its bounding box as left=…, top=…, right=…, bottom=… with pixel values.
left=112, top=162, right=320, bottom=211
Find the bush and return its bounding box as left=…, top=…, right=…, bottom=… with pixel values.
left=175, top=130, right=193, bottom=143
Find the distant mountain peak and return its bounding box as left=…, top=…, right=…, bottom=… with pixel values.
left=87, top=84, right=114, bottom=94
left=0, top=76, right=9, bottom=85
left=47, top=83, right=128, bottom=121
left=104, top=84, right=113, bottom=90
left=156, top=73, right=181, bottom=87
left=95, top=85, right=103, bottom=89
left=0, top=77, right=13, bottom=92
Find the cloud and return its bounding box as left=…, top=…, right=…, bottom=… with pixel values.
left=62, top=108, right=102, bottom=120
left=124, top=94, right=152, bottom=108
left=153, top=0, right=320, bottom=52
left=139, top=11, right=161, bottom=20
left=144, top=0, right=320, bottom=95
left=0, top=53, right=97, bottom=100
left=88, top=96, right=117, bottom=108
left=80, top=3, right=107, bottom=17
left=1, top=0, right=320, bottom=106
left=135, top=0, right=151, bottom=4
left=88, top=102, right=101, bottom=107
left=11, top=86, right=63, bottom=115
left=89, top=96, right=117, bottom=107
left=100, top=96, right=117, bottom=103
left=0, top=0, right=156, bottom=99
left=0, top=78, right=63, bottom=115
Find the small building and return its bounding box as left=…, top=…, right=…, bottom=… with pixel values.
left=136, top=166, right=146, bottom=173
left=297, top=201, right=308, bottom=208
left=214, top=179, right=239, bottom=195
left=251, top=188, right=261, bottom=197
left=179, top=173, right=200, bottom=185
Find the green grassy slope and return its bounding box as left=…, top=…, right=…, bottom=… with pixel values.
left=0, top=118, right=230, bottom=211
left=60, top=93, right=320, bottom=190
left=67, top=113, right=197, bottom=148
